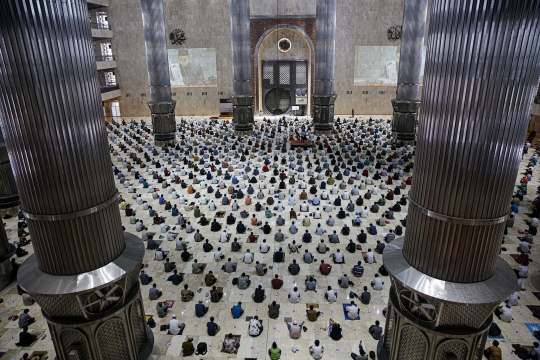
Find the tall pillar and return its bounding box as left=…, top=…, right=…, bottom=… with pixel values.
left=141, top=0, right=177, bottom=146
left=230, top=0, right=254, bottom=136
left=0, top=130, right=19, bottom=291
left=312, top=0, right=337, bottom=134
left=0, top=1, right=152, bottom=359
left=382, top=1, right=540, bottom=359
left=0, top=130, right=19, bottom=212
left=391, top=0, right=428, bottom=145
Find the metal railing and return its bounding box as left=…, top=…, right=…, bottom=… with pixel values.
left=95, top=55, right=115, bottom=62
left=100, top=84, right=120, bottom=93
left=90, top=22, right=111, bottom=30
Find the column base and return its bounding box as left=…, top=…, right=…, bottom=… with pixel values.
left=18, top=233, right=151, bottom=360
left=391, top=99, right=420, bottom=145
left=382, top=238, right=516, bottom=360
left=148, top=101, right=176, bottom=146
left=312, top=94, right=337, bottom=134
left=230, top=95, right=254, bottom=136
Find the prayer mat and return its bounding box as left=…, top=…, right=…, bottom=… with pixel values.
left=193, top=263, right=207, bottom=274
left=220, top=334, right=241, bottom=353
left=306, top=303, right=320, bottom=309
left=342, top=304, right=361, bottom=320
left=145, top=315, right=153, bottom=321
left=511, top=254, right=530, bottom=265
left=215, top=212, right=226, bottom=218
left=246, top=235, right=259, bottom=243
left=525, top=323, right=540, bottom=339
left=27, top=330, right=45, bottom=347
left=284, top=317, right=293, bottom=323
left=28, top=351, right=48, bottom=360
left=163, top=300, right=175, bottom=308
left=361, top=252, right=377, bottom=263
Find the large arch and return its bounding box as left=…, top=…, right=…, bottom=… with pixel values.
left=255, top=25, right=315, bottom=115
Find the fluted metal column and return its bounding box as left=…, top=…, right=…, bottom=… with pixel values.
left=312, top=0, right=337, bottom=134
left=0, top=1, right=152, bottom=359
left=0, top=130, right=19, bottom=211
left=141, top=0, right=176, bottom=145
left=381, top=1, right=540, bottom=359
left=391, top=0, right=428, bottom=144
left=230, top=0, right=254, bottom=136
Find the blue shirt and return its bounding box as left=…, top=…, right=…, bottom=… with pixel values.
left=232, top=305, right=243, bottom=319
left=207, top=321, right=218, bottom=336
left=195, top=304, right=206, bottom=317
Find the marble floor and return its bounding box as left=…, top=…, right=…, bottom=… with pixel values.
left=0, top=115, right=536, bottom=360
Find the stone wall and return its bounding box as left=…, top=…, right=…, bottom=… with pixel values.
left=109, top=0, right=427, bottom=118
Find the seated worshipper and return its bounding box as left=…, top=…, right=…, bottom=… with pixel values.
left=338, top=274, right=353, bottom=289
left=140, top=270, right=152, bottom=285
left=236, top=221, right=246, bottom=233
left=307, top=305, right=321, bottom=321
left=213, top=246, right=225, bottom=260
left=220, top=230, right=229, bottom=242
left=303, top=249, right=315, bottom=263
left=210, top=285, right=223, bottom=302
left=167, top=270, right=183, bottom=285
left=371, top=274, right=384, bottom=290
left=384, top=230, right=396, bottom=243
left=222, top=333, right=237, bottom=354
left=341, top=224, right=351, bottom=236
left=328, top=318, right=343, bottom=341
left=207, top=316, right=220, bottom=336
left=484, top=341, right=502, bottom=360
left=15, top=327, right=37, bottom=347
left=347, top=239, right=357, bottom=253
left=231, top=301, right=244, bottom=319
left=288, top=259, right=300, bottom=275
left=203, top=239, right=214, bottom=252
left=260, top=239, right=270, bottom=253
left=181, top=284, right=194, bottom=302
left=252, top=285, right=266, bottom=303
left=289, top=287, right=301, bottom=303
left=238, top=272, right=251, bottom=289
left=495, top=303, right=513, bottom=323
left=317, top=240, right=330, bottom=253
left=305, top=276, right=317, bottom=292
left=363, top=249, right=375, bottom=264
left=222, top=258, right=237, bottom=273
left=324, top=286, right=338, bottom=302
left=353, top=260, right=365, bottom=277
left=164, top=258, right=176, bottom=272
left=369, top=320, right=383, bottom=340
left=182, top=336, right=195, bottom=355
left=242, top=249, right=254, bottom=264
left=289, top=242, right=302, bottom=258
left=231, top=238, right=242, bottom=252
left=263, top=221, right=272, bottom=234
left=195, top=299, right=209, bottom=318
left=286, top=319, right=305, bottom=339
left=332, top=249, right=345, bottom=264
left=360, top=286, right=371, bottom=304
left=226, top=213, right=236, bottom=225
left=181, top=248, right=193, bottom=262
left=345, top=301, right=359, bottom=320
left=205, top=271, right=217, bottom=286
left=15, top=244, right=28, bottom=258
left=155, top=248, right=165, bottom=261
left=329, top=231, right=339, bottom=243
left=367, top=223, right=377, bottom=235
left=149, top=284, right=162, bottom=300
left=268, top=301, right=281, bottom=319
left=273, top=247, right=285, bottom=262
left=310, top=340, right=324, bottom=360
left=272, top=274, right=284, bottom=289
left=255, top=261, right=268, bottom=276
left=274, top=229, right=285, bottom=242
left=375, top=241, right=385, bottom=254
left=514, top=262, right=529, bottom=278
left=211, top=219, right=221, bottom=232
left=249, top=316, right=263, bottom=336
left=320, top=260, right=332, bottom=275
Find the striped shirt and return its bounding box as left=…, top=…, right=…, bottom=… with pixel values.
left=353, top=265, right=364, bottom=277
left=385, top=232, right=396, bottom=243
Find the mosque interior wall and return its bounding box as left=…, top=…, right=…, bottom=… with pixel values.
left=109, top=0, right=426, bottom=118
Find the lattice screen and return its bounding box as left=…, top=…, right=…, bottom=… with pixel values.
left=261, top=60, right=308, bottom=115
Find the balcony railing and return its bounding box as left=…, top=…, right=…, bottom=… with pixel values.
left=100, top=84, right=120, bottom=93
left=90, top=22, right=111, bottom=30
left=95, top=55, right=115, bottom=62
